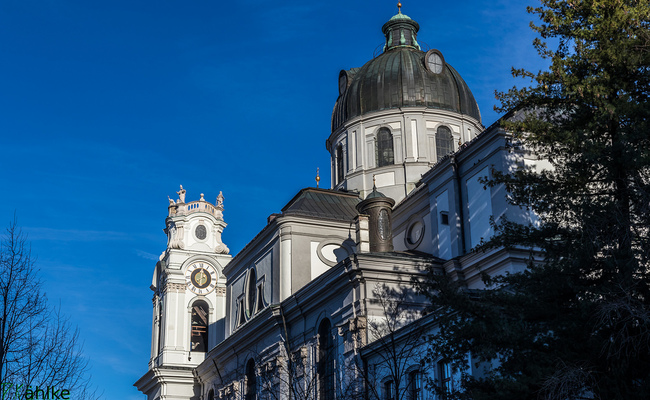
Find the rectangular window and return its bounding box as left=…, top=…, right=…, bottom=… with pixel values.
left=440, top=211, right=449, bottom=225
left=438, top=361, right=453, bottom=396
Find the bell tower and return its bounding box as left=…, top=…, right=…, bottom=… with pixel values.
left=136, top=186, right=232, bottom=400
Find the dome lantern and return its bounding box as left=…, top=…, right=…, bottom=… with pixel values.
left=381, top=9, right=420, bottom=51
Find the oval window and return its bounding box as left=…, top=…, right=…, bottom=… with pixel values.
left=195, top=225, right=207, bottom=240
left=407, top=221, right=424, bottom=245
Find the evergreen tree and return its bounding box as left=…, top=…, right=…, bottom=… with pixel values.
left=418, top=1, right=650, bottom=399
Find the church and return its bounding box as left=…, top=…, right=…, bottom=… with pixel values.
left=135, top=6, right=539, bottom=400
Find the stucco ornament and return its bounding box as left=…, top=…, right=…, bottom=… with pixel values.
left=214, top=242, right=230, bottom=255
left=167, top=221, right=185, bottom=249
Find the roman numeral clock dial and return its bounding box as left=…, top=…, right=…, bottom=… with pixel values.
left=185, top=262, right=218, bottom=295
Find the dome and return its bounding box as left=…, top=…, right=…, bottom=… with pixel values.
left=332, top=11, right=481, bottom=132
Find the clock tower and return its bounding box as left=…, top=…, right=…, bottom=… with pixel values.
left=137, top=186, right=231, bottom=400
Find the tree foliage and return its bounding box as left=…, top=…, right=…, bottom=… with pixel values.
left=0, top=219, right=96, bottom=399
left=418, top=1, right=650, bottom=399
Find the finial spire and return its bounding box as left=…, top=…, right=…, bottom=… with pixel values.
left=372, top=174, right=377, bottom=190
left=315, top=168, right=321, bottom=188
left=397, top=2, right=402, bottom=13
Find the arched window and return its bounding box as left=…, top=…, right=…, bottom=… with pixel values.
left=407, top=369, right=422, bottom=400
left=190, top=300, right=209, bottom=352
left=436, top=126, right=454, bottom=161
left=383, top=379, right=395, bottom=400
left=318, top=319, right=334, bottom=400
left=207, top=389, right=214, bottom=400
left=336, top=144, right=344, bottom=184
left=247, top=268, right=257, bottom=318
left=245, top=358, right=257, bottom=400
left=376, top=128, right=394, bottom=167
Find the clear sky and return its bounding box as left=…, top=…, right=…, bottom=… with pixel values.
left=0, top=1, right=547, bottom=399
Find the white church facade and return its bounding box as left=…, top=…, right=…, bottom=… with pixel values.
left=135, top=8, right=539, bottom=400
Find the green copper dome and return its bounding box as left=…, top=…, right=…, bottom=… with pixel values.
left=388, top=11, right=414, bottom=22
left=332, top=12, right=481, bottom=132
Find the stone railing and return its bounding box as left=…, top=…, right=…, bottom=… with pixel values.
left=169, top=200, right=223, bottom=219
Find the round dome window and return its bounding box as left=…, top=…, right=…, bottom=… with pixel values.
left=425, top=50, right=445, bottom=74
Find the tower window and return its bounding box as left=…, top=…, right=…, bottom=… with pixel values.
left=436, top=126, right=454, bottom=161
left=336, top=144, right=344, bottom=184
left=190, top=300, right=209, bottom=352
left=318, top=319, right=334, bottom=400
left=376, top=128, right=394, bottom=167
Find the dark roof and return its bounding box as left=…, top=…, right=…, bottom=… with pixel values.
left=332, top=13, right=481, bottom=132
left=281, top=188, right=360, bottom=222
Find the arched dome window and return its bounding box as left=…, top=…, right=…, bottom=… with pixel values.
left=376, top=128, right=394, bottom=167
left=336, top=144, right=344, bottom=184
left=318, top=319, right=334, bottom=400
left=190, top=300, right=209, bottom=352
left=436, top=126, right=454, bottom=161
left=245, top=358, right=257, bottom=400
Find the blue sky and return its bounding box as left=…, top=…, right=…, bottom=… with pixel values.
left=0, top=1, right=547, bottom=398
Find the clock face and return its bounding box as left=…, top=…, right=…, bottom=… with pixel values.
left=185, top=262, right=218, bottom=295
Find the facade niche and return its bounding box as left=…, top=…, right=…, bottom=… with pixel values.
left=245, top=358, right=257, bottom=400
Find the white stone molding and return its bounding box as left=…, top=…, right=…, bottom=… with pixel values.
left=163, top=282, right=186, bottom=294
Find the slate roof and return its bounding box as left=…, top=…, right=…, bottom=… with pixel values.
left=281, top=188, right=360, bottom=221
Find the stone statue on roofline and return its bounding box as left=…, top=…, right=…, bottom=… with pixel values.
left=177, top=185, right=186, bottom=204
